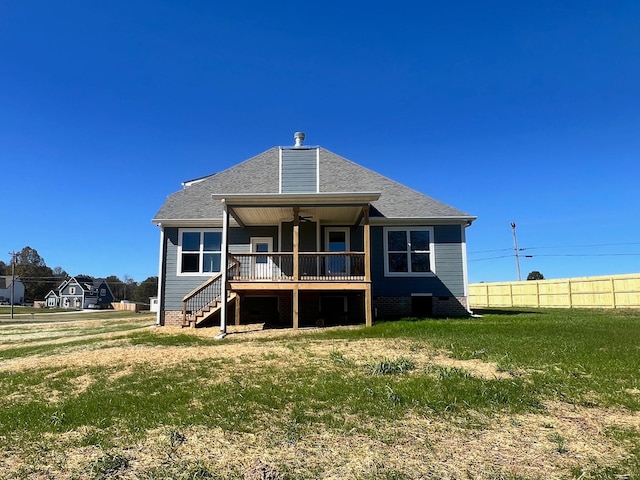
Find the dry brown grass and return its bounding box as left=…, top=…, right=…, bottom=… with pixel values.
left=1, top=319, right=638, bottom=479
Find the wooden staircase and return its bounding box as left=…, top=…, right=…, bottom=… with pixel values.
left=182, top=292, right=237, bottom=328
left=181, top=255, right=239, bottom=328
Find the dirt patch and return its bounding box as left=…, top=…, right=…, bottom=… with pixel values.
left=2, top=324, right=511, bottom=383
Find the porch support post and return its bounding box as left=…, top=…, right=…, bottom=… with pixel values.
left=363, top=206, right=371, bottom=282
left=293, top=287, right=299, bottom=330
left=293, top=207, right=300, bottom=330
left=220, top=201, right=229, bottom=335
left=293, top=207, right=300, bottom=281
left=235, top=292, right=241, bottom=326
left=365, top=284, right=372, bottom=327
left=363, top=205, right=373, bottom=327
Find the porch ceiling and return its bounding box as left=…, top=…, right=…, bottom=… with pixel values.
left=214, top=192, right=380, bottom=227
left=227, top=205, right=363, bottom=226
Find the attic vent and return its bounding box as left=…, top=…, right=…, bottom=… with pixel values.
left=294, top=131, right=305, bottom=147
left=280, top=147, right=319, bottom=194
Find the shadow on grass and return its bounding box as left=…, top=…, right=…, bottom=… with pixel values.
left=471, top=308, right=540, bottom=316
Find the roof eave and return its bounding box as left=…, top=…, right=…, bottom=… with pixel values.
left=152, top=218, right=224, bottom=228
left=212, top=192, right=381, bottom=207
left=370, top=216, right=477, bottom=226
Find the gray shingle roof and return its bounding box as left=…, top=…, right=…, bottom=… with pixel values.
left=152, top=147, right=473, bottom=223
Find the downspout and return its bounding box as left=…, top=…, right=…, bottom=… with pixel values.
left=155, top=225, right=165, bottom=326
left=218, top=201, right=229, bottom=338
left=461, top=224, right=472, bottom=314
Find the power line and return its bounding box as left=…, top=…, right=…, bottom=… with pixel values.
left=525, top=242, right=640, bottom=250
left=468, top=248, right=512, bottom=254
left=469, top=241, right=640, bottom=255
left=531, top=253, right=640, bottom=257
left=469, top=252, right=640, bottom=262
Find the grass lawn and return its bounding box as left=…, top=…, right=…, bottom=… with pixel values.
left=0, top=309, right=638, bottom=479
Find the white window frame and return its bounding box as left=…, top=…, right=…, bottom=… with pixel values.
left=324, top=227, right=351, bottom=276
left=177, top=228, right=223, bottom=276
left=250, top=237, right=274, bottom=279
left=69, top=286, right=76, bottom=295
left=383, top=226, right=435, bottom=277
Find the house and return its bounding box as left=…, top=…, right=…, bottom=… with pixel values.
left=152, top=132, right=476, bottom=331
left=44, top=290, right=59, bottom=307
left=45, top=276, right=115, bottom=309
left=149, top=297, right=159, bottom=313
left=0, top=276, right=25, bottom=304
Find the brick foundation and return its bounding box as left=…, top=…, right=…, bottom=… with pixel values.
left=162, top=310, right=183, bottom=327
left=373, top=296, right=413, bottom=318
left=432, top=296, right=469, bottom=317
left=373, top=295, right=469, bottom=318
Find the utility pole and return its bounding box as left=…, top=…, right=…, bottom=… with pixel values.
left=9, top=251, right=17, bottom=319
left=510, top=222, right=521, bottom=281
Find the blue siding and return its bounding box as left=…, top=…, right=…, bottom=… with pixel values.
left=371, top=225, right=465, bottom=297
left=163, top=228, right=206, bottom=311
left=229, top=226, right=279, bottom=252
left=281, top=149, right=317, bottom=193
left=162, top=226, right=278, bottom=311
left=281, top=222, right=317, bottom=252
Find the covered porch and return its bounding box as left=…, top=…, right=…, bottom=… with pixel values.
left=215, top=192, right=379, bottom=332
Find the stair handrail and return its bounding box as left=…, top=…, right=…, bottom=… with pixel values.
left=182, top=254, right=240, bottom=326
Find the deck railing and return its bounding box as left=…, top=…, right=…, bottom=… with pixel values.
left=182, top=255, right=239, bottom=325
left=229, top=252, right=366, bottom=282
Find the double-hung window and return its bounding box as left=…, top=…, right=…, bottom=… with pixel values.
left=179, top=229, right=222, bottom=275
left=383, top=227, right=435, bottom=276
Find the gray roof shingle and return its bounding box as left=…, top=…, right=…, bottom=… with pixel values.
left=152, top=147, right=473, bottom=223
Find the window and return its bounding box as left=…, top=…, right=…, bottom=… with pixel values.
left=383, top=227, right=435, bottom=276
left=69, top=286, right=76, bottom=295
left=178, top=229, right=222, bottom=275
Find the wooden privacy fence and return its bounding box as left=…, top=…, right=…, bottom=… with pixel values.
left=469, top=273, right=640, bottom=309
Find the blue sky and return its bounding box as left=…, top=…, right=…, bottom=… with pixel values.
left=1, top=1, right=639, bottom=283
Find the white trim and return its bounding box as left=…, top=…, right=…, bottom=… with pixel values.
left=383, top=226, right=435, bottom=277
left=325, top=227, right=351, bottom=276
left=371, top=217, right=476, bottom=226
left=251, top=237, right=273, bottom=252
left=461, top=224, right=471, bottom=311
left=152, top=219, right=228, bottom=228
left=212, top=192, right=381, bottom=205
left=177, top=228, right=223, bottom=276
left=250, top=237, right=274, bottom=279
left=316, top=147, right=320, bottom=193
left=324, top=227, right=350, bottom=252
left=220, top=206, right=229, bottom=333
left=156, top=226, right=165, bottom=325
left=278, top=147, right=283, bottom=194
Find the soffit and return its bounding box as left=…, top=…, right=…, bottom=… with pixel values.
left=227, top=205, right=364, bottom=226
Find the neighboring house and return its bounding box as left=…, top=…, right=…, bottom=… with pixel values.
left=44, top=290, right=59, bottom=308
left=46, top=276, right=115, bottom=309
left=152, top=132, right=476, bottom=331
left=0, top=276, right=25, bottom=304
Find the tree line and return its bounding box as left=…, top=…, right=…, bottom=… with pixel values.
left=1, top=246, right=157, bottom=304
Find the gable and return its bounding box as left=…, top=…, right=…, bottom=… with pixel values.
left=153, top=145, right=473, bottom=223
left=280, top=148, right=318, bottom=193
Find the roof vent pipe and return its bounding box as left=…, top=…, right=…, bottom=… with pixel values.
left=294, top=131, right=305, bottom=147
